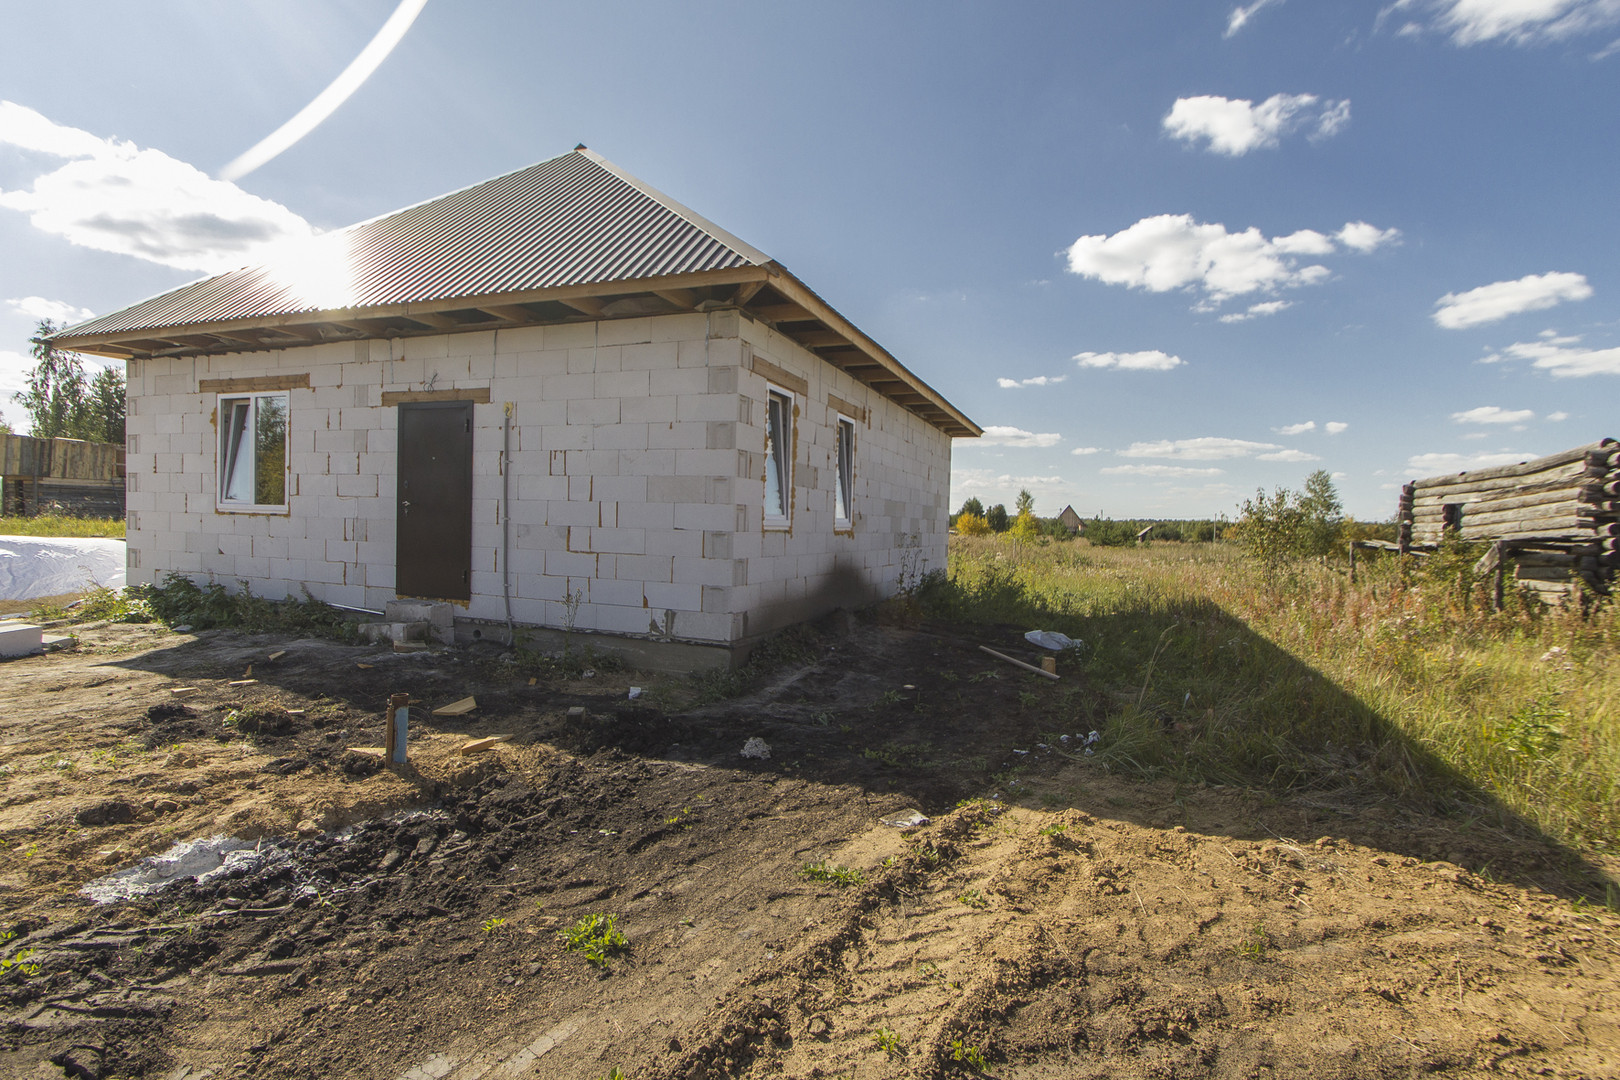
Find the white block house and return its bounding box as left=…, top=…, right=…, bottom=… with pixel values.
left=51, top=148, right=979, bottom=664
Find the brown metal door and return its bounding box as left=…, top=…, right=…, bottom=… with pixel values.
left=396, top=401, right=473, bottom=601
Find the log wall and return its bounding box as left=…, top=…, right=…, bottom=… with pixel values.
left=1399, top=438, right=1618, bottom=602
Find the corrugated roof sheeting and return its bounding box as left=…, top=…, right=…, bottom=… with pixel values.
left=61, top=151, right=766, bottom=338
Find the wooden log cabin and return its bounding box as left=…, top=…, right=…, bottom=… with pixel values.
left=1396, top=439, right=1618, bottom=604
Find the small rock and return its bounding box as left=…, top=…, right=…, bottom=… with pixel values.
left=740, top=737, right=771, bottom=760
left=567, top=706, right=586, bottom=720
left=75, top=799, right=136, bottom=827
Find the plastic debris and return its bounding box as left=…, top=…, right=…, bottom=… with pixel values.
left=81, top=835, right=279, bottom=904
left=1082, top=730, right=1101, bottom=756
left=881, top=809, right=929, bottom=829
left=740, top=737, right=772, bottom=760
left=1024, top=630, right=1080, bottom=651
left=627, top=686, right=643, bottom=700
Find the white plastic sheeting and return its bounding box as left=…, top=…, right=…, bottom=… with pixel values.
left=0, top=535, right=126, bottom=600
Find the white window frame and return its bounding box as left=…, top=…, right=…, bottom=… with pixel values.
left=215, top=391, right=290, bottom=513
left=763, top=384, right=793, bottom=529
left=834, top=413, right=855, bottom=528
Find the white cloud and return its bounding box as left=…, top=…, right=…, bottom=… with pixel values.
left=1485, top=331, right=1620, bottom=376
left=996, top=374, right=1068, bottom=388
left=1386, top=0, right=1620, bottom=46
left=1121, top=436, right=1283, bottom=460
left=1406, top=449, right=1535, bottom=474
left=1257, top=448, right=1322, bottom=462
left=1335, top=221, right=1402, bottom=252
left=1432, top=272, right=1592, bottom=328
left=1548, top=410, right=1570, bottom=421
left=0, top=100, right=314, bottom=274
left=1276, top=420, right=1316, bottom=435
left=1065, top=213, right=1398, bottom=304
left=6, top=296, right=95, bottom=326
left=1101, top=464, right=1226, bottom=478
left=1219, top=299, right=1294, bottom=323
left=1325, top=421, right=1350, bottom=434
left=970, top=425, right=1064, bottom=448
left=1164, top=94, right=1351, bottom=155
left=1225, top=0, right=1287, bottom=37
left=1452, top=405, right=1535, bottom=424
left=1070, top=446, right=1102, bottom=455
left=1074, top=349, right=1184, bottom=371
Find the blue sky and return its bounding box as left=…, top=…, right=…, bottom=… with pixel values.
left=2, top=1, right=1617, bottom=520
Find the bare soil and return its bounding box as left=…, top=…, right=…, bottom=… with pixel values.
left=0, top=617, right=1616, bottom=1080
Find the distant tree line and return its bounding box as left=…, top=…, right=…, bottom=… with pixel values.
left=7, top=320, right=126, bottom=444
left=952, top=472, right=1397, bottom=553
left=950, top=489, right=1227, bottom=544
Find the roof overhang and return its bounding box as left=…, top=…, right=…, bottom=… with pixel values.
left=49, top=264, right=980, bottom=439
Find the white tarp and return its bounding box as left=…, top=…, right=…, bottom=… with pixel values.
left=0, top=535, right=127, bottom=600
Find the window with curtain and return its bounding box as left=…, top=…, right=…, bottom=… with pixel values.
left=217, top=391, right=288, bottom=510
left=764, top=387, right=792, bottom=525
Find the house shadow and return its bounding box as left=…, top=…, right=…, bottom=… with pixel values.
left=97, top=598, right=1616, bottom=905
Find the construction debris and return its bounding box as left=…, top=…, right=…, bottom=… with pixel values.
left=433, top=696, right=478, bottom=717
left=457, top=735, right=510, bottom=756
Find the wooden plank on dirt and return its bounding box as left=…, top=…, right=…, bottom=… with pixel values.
left=433, top=696, right=478, bottom=717
left=457, top=735, right=510, bottom=756
left=978, top=645, right=1060, bottom=681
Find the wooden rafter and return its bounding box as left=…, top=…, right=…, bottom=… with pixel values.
left=652, top=287, right=698, bottom=309
left=479, top=304, right=537, bottom=324
left=559, top=296, right=606, bottom=317
left=794, top=329, right=848, bottom=349
left=751, top=302, right=815, bottom=323
left=406, top=311, right=460, bottom=330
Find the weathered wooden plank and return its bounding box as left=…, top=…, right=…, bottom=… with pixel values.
left=1410, top=440, right=1616, bottom=489
left=1412, top=464, right=1588, bottom=501
left=199, top=373, right=312, bottom=393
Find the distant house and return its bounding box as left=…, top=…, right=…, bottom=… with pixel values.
left=1398, top=439, right=1617, bottom=603
left=49, top=148, right=980, bottom=664
left=1056, top=505, right=1084, bottom=535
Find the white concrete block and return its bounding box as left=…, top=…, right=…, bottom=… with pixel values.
left=645, top=528, right=702, bottom=557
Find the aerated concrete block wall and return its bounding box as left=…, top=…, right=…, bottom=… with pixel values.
left=124, top=309, right=952, bottom=647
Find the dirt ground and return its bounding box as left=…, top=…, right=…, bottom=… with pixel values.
left=0, top=616, right=1616, bottom=1080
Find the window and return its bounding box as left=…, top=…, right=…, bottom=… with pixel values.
left=834, top=415, right=855, bottom=526
left=217, top=391, right=289, bottom=511
left=764, top=386, right=792, bottom=526
left=1442, top=503, right=1463, bottom=532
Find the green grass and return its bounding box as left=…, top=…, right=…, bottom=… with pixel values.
left=557, top=912, right=628, bottom=969
left=923, top=536, right=1620, bottom=863
left=799, top=861, right=866, bottom=887
left=0, top=514, right=124, bottom=538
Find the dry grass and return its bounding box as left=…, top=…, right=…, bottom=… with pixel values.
left=0, top=514, right=125, bottom=538
left=924, top=535, right=1619, bottom=861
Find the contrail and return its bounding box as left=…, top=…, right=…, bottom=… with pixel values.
left=220, top=0, right=430, bottom=182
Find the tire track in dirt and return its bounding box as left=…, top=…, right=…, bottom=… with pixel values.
left=646, top=801, right=1620, bottom=1079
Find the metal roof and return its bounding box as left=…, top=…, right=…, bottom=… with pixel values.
left=60, top=149, right=772, bottom=338
left=49, top=148, right=980, bottom=437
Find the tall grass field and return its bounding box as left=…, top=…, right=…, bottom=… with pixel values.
left=921, top=535, right=1618, bottom=865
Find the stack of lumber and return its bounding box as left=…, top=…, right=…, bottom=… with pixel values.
left=1400, top=439, right=1618, bottom=601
